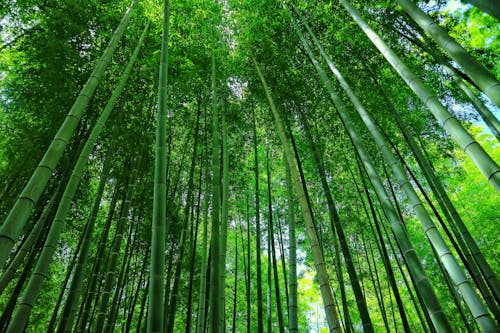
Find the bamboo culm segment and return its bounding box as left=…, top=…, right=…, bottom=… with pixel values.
left=285, top=158, right=299, bottom=333
left=286, top=8, right=452, bottom=331
left=338, top=0, right=500, bottom=194
left=295, top=9, right=498, bottom=332
left=209, top=49, right=222, bottom=333
left=254, top=58, right=342, bottom=333
left=0, top=0, right=136, bottom=270
left=396, top=0, right=500, bottom=108
left=148, top=1, right=170, bottom=332
left=4, top=26, right=146, bottom=332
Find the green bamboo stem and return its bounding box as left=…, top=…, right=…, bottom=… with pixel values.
left=185, top=164, right=203, bottom=333
left=345, top=146, right=412, bottom=332
left=209, top=47, right=222, bottom=333
left=92, top=163, right=139, bottom=333
left=0, top=187, right=57, bottom=293
left=4, top=24, right=145, bottom=331
left=365, top=67, right=500, bottom=314
left=253, top=107, right=265, bottom=333
left=147, top=0, right=170, bottom=331
left=298, top=107, right=374, bottom=332
left=56, top=156, right=112, bottom=333
left=219, top=104, right=229, bottom=331
left=396, top=0, right=500, bottom=107
left=165, top=107, right=200, bottom=333
left=298, top=10, right=497, bottom=330
left=338, top=0, right=500, bottom=193
left=395, top=25, right=500, bottom=142
left=104, top=223, right=135, bottom=333
left=254, top=58, right=342, bottom=333
left=285, top=156, right=299, bottom=333
left=0, top=0, right=136, bottom=269
left=287, top=10, right=452, bottom=331
left=76, top=186, right=119, bottom=333
left=195, top=145, right=211, bottom=333
left=443, top=65, right=500, bottom=141
left=265, top=147, right=285, bottom=333
left=231, top=228, right=238, bottom=333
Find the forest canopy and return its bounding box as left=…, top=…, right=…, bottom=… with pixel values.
left=0, top=0, right=499, bottom=332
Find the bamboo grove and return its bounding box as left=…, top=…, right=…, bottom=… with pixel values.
left=0, top=0, right=499, bottom=332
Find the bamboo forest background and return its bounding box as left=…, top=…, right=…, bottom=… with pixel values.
left=0, top=0, right=499, bottom=332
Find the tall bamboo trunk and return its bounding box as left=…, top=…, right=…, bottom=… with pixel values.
left=148, top=0, right=170, bottom=331
left=195, top=111, right=211, bottom=333
left=126, top=253, right=148, bottom=333
left=393, top=21, right=500, bottom=142
left=442, top=65, right=500, bottom=141
left=76, top=187, right=119, bottom=332
left=338, top=0, right=500, bottom=193
left=396, top=0, right=500, bottom=107
left=92, top=160, right=139, bottom=333
left=231, top=227, right=238, bottom=333
left=219, top=103, right=230, bottom=331
left=4, top=29, right=145, bottom=326
left=296, top=8, right=497, bottom=330
left=254, top=58, right=342, bottom=333
left=285, top=10, right=452, bottom=330
left=209, top=47, right=222, bottom=333
left=104, top=223, right=136, bottom=333
left=366, top=67, right=500, bottom=315
left=253, top=108, right=265, bottom=333
left=0, top=181, right=63, bottom=293
left=0, top=0, right=136, bottom=269
left=165, top=107, right=200, bottom=333
left=299, top=107, right=374, bottom=332
left=285, top=158, right=299, bottom=333
left=56, top=156, right=112, bottom=333
left=186, top=138, right=204, bottom=333
left=266, top=147, right=285, bottom=333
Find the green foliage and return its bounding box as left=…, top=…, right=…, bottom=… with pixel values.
left=0, top=0, right=498, bottom=332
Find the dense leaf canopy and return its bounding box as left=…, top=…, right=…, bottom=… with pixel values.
left=0, top=0, right=499, bottom=332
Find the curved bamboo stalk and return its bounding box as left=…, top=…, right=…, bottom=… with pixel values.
left=286, top=10, right=452, bottom=331
left=0, top=0, right=136, bottom=269
left=297, top=10, right=497, bottom=330
left=396, top=0, right=500, bottom=107
left=147, top=0, right=170, bottom=331
left=338, top=0, right=500, bottom=194
left=254, top=58, right=342, bottom=333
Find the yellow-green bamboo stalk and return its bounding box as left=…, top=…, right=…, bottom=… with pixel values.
left=254, top=58, right=342, bottom=333
left=339, top=0, right=500, bottom=194
left=396, top=0, right=500, bottom=107
left=0, top=0, right=137, bottom=270
left=299, top=11, right=497, bottom=330
left=286, top=9, right=452, bottom=331
left=147, top=0, right=170, bottom=332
